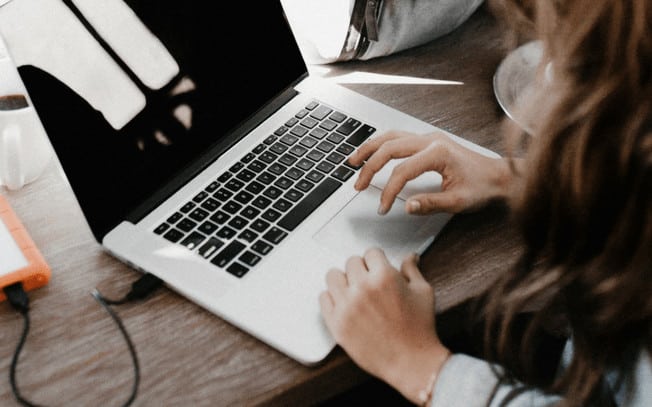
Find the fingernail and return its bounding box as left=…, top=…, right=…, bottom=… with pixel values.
left=377, top=204, right=388, bottom=215
left=408, top=200, right=421, bottom=213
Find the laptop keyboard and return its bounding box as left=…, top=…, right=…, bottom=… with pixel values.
left=152, top=100, right=376, bottom=278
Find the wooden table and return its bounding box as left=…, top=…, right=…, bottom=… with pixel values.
left=0, top=6, right=522, bottom=406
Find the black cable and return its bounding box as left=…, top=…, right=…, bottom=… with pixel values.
left=4, top=273, right=163, bottom=407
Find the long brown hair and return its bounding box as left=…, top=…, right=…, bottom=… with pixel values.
left=482, top=0, right=652, bottom=405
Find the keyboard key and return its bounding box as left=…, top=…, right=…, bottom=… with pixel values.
left=167, top=212, right=183, bottom=224
left=280, top=134, right=300, bottom=145
left=228, top=216, right=249, bottom=230
left=336, top=118, right=361, bottom=135
left=256, top=172, right=276, bottom=185
left=305, top=101, right=319, bottom=110
left=319, top=119, right=337, bottom=131
left=205, top=181, right=220, bottom=193
left=326, top=152, right=346, bottom=164
left=245, top=181, right=265, bottom=194
left=272, top=198, right=292, bottom=212
left=193, top=191, right=209, bottom=203
left=326, top=133, right=345, bottom=144
left=316, top=141, right=335, bottom=153
left=209, top=210, right=230, bottom=225
left=180, top=201, right=195, bottom=213
left=154, top=223, right=169, bottom=235
left=279, top=153, right=298, bottom=166
left=263, top=186, right=283, bottom=199
left=336, top=144, right=355, bottom=155
left=252, top=143, right=266, bottom=154
left=285, top=168, right=304, bottom=180
left=295, top=179, right=315, bottom=192
left=289, top=145, right=308, bottom=157
left=252, top=196, right=272, bottom=210
left=213, top=188, right=233, bottom=202
left=241, top=206, right=261, bottom=220
left=332, top=166, right=355, bottom=182
left=250, top=219, right=270, bottom=233
left=226, top=263, right=249, bottom=278
left=299, top=136, right=318, bottom=149
left=238, top=229, right=259, bottom=243
left=259, top=151, right=278, bottom=163
left=317, top=161, right=335, bottom=173
left=198, top=237, right=224, bottom=259
left=217, top=226, right=237, bottom=239
left=181, top=231, right=206, bottom=250
left=211, top=241, right=246, bottom=268
left=252, top=240, right=273, bottom=256
left=200, top=198, right=220, bottom=212
left=177, top=218, right=197, bottom=232
left=247, top=160, right=267, bottom=173
left=234, top=191, right=254, bottom=205
left=263, top=227, right=288, bottom=244
left=307, top=150, right=325, bottom=162
left=306, top=170, right=325, bottom=183
left=329, top=111, right=347, bottom=123
left=300, top=117, right=319, bottom=129
left=274, top=177, right=293, bottom=189
left=223, top=201, right=243, bottom=214
left=346, top=124, right=376, bottom=146
left=236, top=169, right=256, bottom=182
left=296, top=158, right=315, bottom=171
left=225, top=179, right=245, bottom=192
left=284, top=189, right=304, bottom=202
left=270, top=142, right=288, bottom=155
left=310, top=127, right=328, bottom=140
left=261, top=208, right=282, bottom=222
left=273, top=126, right=288, bottom=136
left=217, top=172, right=232, bottom=182
left=263, top=134, right=278, bottom=144
left=285, top=117, right=299, bottom=127
left=239, top=251, right=261, bottom=267
left=230, top=162, right=244, bottom=173
left=163, top=228, right=184, bottom=243
left=310, top=105, right=333, bottom=120
left=189, top=208, right=209, bottom=222
left=278, top=177, right=341, bottom=231
left=289, top=126, right=308, bottom=138
left=241, top=152, right=256, bottom=163
left=198, top=221, right=219, bottom=235
left=268, top=163, right=287, bottom=175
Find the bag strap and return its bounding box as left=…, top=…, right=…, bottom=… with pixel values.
left=337, top=0, right=382, bottom=61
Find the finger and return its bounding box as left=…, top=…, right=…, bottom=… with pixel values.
left=345, top=256, right=368, bottom=285
left=405, top=191, right=465, bottom=214
left=348, top=130, right=403, bottom=166
left=378, top=145, right=447, bottom=214
left=325, top=268, right=348, bottom=302
left=318, top=291, right=338, bottom=336
left=354, top=134, right=428, bottom=191
left=319, top=291, right=335, bottom=316
left=400, top=252, right=425, bottom=283
left=363, top=247, right=393, bottom=274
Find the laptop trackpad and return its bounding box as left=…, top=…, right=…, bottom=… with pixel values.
left=312, top=186, right=451, bottom=267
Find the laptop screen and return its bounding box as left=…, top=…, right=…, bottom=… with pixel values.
left=19, top=0, right=307, bottom=240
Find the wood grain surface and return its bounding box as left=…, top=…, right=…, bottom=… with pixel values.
left=0, top=6, right=522, bottom=406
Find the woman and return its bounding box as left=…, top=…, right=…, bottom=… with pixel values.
left=318, top=0, right=652, bottom=405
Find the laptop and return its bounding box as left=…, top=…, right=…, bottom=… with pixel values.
left=14, top=0, right=499, bottom=365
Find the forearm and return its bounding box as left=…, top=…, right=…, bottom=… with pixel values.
left=430, top=354, right=562, bottom=407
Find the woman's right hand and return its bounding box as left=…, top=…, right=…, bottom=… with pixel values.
left=348, top=130, right=517, bottom=215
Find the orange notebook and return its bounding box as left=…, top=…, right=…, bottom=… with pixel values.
left=0, top=194, right=50, bottom=300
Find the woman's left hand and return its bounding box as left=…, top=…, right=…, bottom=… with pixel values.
left=319, top=248, right=451, bottom=404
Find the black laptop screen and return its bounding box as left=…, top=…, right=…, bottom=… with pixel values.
left=19, top=0, right=307, bottom=240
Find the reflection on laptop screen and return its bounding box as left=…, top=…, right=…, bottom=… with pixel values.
left=20, top=0, right=306, bottom=239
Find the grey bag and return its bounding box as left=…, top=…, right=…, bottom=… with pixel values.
left=281, top=0, right=485, bottom=64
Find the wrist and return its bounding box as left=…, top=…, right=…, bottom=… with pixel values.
left=489, top=157, right=518, bottom=201
left=386, top=343, right=452, bottom=405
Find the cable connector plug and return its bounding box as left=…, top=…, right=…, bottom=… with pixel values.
left=3, top=282, right=29, bottom=314
left=126, top=273, right=164, bottom=302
